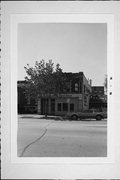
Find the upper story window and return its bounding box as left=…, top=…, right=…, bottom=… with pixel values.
left=75, top=83, right=79, bottom=92
left=27, top=96, right=31, bottom=105
left=66, top=82, right=70, bottom=93
left=84, top=85, right=86, bottom=93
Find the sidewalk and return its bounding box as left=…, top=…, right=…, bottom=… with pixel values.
left=18, top=114, right=65, bottom=120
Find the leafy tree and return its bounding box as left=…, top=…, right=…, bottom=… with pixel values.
left=24, top=59, right=66, bottom=118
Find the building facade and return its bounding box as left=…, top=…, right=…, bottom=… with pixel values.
left=18, top=81, right=37, bottom=114
left=89, top=86, right=107, bottom=110
left=18, top=72, right=92, bottom=115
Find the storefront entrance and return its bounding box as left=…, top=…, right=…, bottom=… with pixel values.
left=41, top=98, right=55, bottom=115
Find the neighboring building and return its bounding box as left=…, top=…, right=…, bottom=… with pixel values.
left=89, top=86, right=107, bottom=110
left=18, top=72, right=92, bottom=115
left=92, top=86, right=104, bottom=95
left=18, top=81, right=37, bottom=114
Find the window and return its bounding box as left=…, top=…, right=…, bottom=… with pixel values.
left=51, top=99, right=55, bottom=112
left=57, top=103, right=61, bottom=111
left=27, top=96, right=30, bottom=105
left=63, top=103, right=68, bottom=111
left=79, top=82, right=82, bottom=93
left=31, top=98, right=36, bottom=105
left=84, top=85, right=86, bottom=93
left=66, top=82, right=70, bottom=92
left=70, top=104, right=74, bottom=112
left=75, top=83, right=79, bottom=92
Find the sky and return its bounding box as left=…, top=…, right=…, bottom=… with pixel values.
left=18, top=23, right=107, bottom=86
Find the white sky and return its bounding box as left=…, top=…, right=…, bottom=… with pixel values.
left=18, top=23, right=107, bottom=86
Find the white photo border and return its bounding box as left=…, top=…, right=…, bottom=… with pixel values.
left=11, top=14, right=114, bottom=164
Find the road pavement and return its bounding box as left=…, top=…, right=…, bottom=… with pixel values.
left=18, top=115, right=107, bottom=157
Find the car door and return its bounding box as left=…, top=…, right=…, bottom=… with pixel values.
left=90, top=109, right=96, bottom=118
left=81, top=110, right=93, bottom=119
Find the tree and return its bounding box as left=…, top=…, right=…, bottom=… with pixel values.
left=24, top=59, right=66, bottom=118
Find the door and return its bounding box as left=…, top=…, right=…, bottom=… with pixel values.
left=51, top=99, right=55, bottom=115
left=81, top=109, right=94, bottom=119
left=41, top=98, right=48, bottom=115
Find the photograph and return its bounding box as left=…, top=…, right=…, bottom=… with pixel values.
left=17, top=23, right=107, bottom=157
left=2, top=1, right=120, bottom=179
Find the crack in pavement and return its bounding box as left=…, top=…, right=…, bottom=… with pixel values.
left=20, top=121, right=54, bottom=157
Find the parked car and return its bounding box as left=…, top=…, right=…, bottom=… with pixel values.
left=67, top=109, right=107, bottom=120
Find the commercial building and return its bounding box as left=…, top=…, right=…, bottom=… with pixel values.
left=92, top=86, right=104, bottom=95
left=89, top=86, right=107, bottom=110
left=18, top=72, right=92, bottom=115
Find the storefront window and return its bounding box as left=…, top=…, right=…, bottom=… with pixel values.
left=51, top=99, right=55, bottom=112
left=70, top=103, right=74, bottom=112
left=57, top=103, right=61, bottom=111
left=27, top=96, right=30, bottom=105
left=63, top=103, right=68, bottom=111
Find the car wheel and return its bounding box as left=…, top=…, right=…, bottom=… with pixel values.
left=96, top=115, right=102, bottom=121
left=71, top=115, right=78, bottom=120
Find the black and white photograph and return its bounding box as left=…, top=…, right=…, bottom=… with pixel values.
left=2, top=1, right=120, bottom=179
left=17, top=22, right=108, bottom=157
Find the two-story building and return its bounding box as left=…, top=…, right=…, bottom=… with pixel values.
left=18, top=72, right=92, bottom=115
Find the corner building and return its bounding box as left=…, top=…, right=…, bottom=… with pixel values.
left=39, top=72, right=92, bottom=116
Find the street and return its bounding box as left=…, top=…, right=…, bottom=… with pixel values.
left=17, top=115, right=107, bottom=157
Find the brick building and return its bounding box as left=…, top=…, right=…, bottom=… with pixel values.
left=18, top=81, right=37, bottom=114
left=18, top=72, right=92, bottom=115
